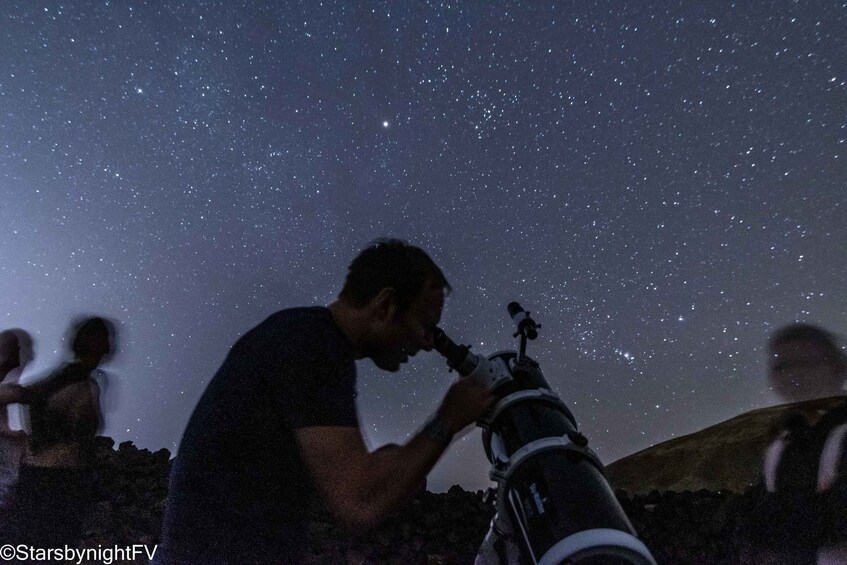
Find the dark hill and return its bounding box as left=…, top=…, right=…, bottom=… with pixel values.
left=606, top=395, right=846, bottom=494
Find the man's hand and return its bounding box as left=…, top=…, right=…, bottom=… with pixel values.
left=437, top=377, right=495, bottom=434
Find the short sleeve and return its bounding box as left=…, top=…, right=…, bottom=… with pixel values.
left=280, top=352, right=359, bottom=430
left=265, top=309, right=359, bottom=430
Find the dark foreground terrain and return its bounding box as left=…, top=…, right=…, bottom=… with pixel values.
left=73, top=437, right=766, bottom=564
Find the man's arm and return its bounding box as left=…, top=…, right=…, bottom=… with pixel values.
left=295, top=377, right=493, bottom=534
left=0, top=383, right=34, bottom=406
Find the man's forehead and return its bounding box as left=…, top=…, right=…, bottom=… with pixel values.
left=415, top=285, right=445, bottom=315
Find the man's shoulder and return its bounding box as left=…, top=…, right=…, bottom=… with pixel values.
left=257, top=307, right=338, bottom=342
left=245, top=307, right=350, bottom=361
left=262, top=306, right=333, bottom=328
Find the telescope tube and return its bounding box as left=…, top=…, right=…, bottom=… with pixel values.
left=478, top=352, right=655, bottom=564
left=435, top=316, right=655, bottom=565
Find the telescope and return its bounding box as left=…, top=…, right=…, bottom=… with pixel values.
left=434, top=302, right=655, bottom=565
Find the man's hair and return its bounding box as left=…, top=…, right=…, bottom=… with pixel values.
left=339, top=238, right=451, bottom=314
left=770, top=323, right=846, bottom=370
left=70, top=316, right=116, bottom=359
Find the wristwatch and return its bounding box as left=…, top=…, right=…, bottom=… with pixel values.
left=423, top=412, right=455, bottom=446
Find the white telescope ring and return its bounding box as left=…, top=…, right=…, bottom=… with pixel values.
left=489, top=437, right=603, bottom=482
left=483, top=389, right=574, bottom=428
left=537, top=528, right=657, bottom=565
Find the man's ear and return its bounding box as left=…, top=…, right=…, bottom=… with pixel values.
left=370, top=287, right=398, bottom=321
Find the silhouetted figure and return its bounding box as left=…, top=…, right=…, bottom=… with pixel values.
left=744, top=323, right=847, bottom=563
left=0, top=329, right=33, bottom=507
left=155, top=239, right=493, bottom=564
left=0, top=316, right=117, bottom=547
left=769, top=323, right=846, bottom=404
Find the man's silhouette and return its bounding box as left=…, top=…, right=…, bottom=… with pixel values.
left=156, top=239, right=493, bottom=564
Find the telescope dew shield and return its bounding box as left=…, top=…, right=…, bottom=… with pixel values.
left=480, top=352, right=655, bottom=565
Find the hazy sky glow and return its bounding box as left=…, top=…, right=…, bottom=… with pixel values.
left=1, top=1, right=845, bottom=492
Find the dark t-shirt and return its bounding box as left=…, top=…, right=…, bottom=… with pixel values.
left=156, top=307, right=358, bottom=564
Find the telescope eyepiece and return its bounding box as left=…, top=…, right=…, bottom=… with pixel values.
left=433, top=327, right=471, bottom=370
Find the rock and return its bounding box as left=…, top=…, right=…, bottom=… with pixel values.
left=1, top=435, right=784, bottom=564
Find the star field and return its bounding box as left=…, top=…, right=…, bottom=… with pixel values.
left=1, top=1, right=845, bottom=492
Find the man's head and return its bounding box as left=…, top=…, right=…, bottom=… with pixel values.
left=336, top=239, right=450, bottom=372
left=768, top=323, right=846, bottom=403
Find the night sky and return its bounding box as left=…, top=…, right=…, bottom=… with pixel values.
left=1, top=2, right=845, bottom=493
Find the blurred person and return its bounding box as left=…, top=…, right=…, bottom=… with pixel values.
left=0, top=329, right=33, bottom=507
left=0, top=316, right=117, bottom=547
left=769, top=323, right=846, bottom=404
left=0, top=328, right=33, bottom=431
left=155, top=239, right=493, bottom=565
left=743, top=323, right=847, bottom=563
left=0, top=329, right=33, bottom=386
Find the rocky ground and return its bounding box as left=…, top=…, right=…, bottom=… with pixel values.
left=81, top=437, right=171, bottom=550
left=71, top=436, right=778, bottom=564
